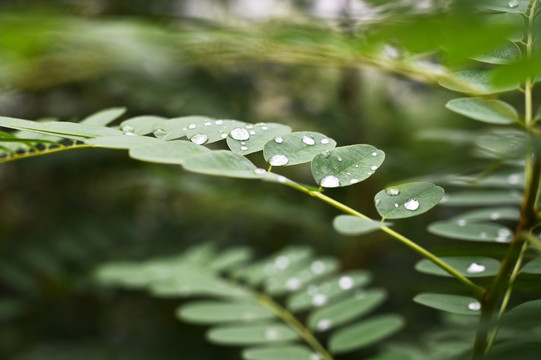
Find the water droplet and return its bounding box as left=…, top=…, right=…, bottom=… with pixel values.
left=124, top=132, right=136, bottom=136
left=249, top=130, right=256, bottom=135
left=262, top=126, right=268, bottom=130
left=240, top=146, right=248, bottom=151
left=311, top=261, right=325, bottom=274
left=316, top=319, right=332, bottom=331
left=310, top=354, right=321, bottom=360
left=322, top=150, right=330, bottom=158
left=204, top=121, right=212, bottom=126
left=121, top=125, right=134, bottom=133
left=215, top=120, right=223, bottom=125
left=264, top=328, right=279, bottom=340
left=370, top=165, right=378, bottom=171
left=274, top=256, right=290, bottom=269
left=153, top=128, right=167, bottom=138
left=467, top=263, right=486, bottom=274
left=190, top=134, right=208, bottom=145
left=387, top=188, right=400, bottom=196
left=277, top=176, right=288, bottom=183
left=457, top=219, right=467, bottom=227
left=404, top=199, right=420, bottom=211
left=286, top=277, right=301, bottom=291
left=371, top=152, right=378, bottom=157
left=320, top=175, right=340, bottom=188
left=480, top=232, right=488, bottom=239
left=338, top=276, right=354, bottom=290
left=468, top=301, right=481, bottom=311
left=321, top=138, right=330, bottom=144
left=274, top=136, right=283, bottom=144
left=240, top=141, right=246, bottom=145
left=508, top=174, right=521, bottom=185
left=350, top=179, right=359, bottom=184
left=302, top=135, right=316, bottom=145
left=188, top=123, right=197, bottom=129
left=312, top=294, right=328, bottom=307
left=230, top=128, right=250, bottom=141
left=254, top=168, right=266, bottom=175
left=220, top=133, right=228, bottom=139
left=246, top=124, right=254, bottom=129
left=508, top=0, right=519, bottom=8
left=490, top=212, right=500, bottom=220
left=269, top=154, right=289, bottom=166
left=337, top=156, right=342, bottom=162
left=394, top=203, right=399, bottom=208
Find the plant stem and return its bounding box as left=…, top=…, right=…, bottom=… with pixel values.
left=257, top=293, right=333, bottom=360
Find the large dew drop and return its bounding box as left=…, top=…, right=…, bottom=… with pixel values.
left=190, top=134, right=208, bottom=145
left=316, top=319, right=332, bottom=331
left=269, top=154, right=289, bottom=166
left=338, top=276, right=354, bottom=290
left=508, top=0, right=519, bottom=8
left=274, top=136, right=283, bottom=144
left=312, top=294, right=328, bottom=307
left=286, top=277, right=301, bottom=291
left=230, top=128, right=250, bottom=141
left=466, top=263, right=486, bottom=274
left=468, top=301, right=481, bottom=311
left=320, top=175, right=340, bottom=188
left=404, top=198, right=420, bottom=211
left=302, top=135, right=316, bottom=145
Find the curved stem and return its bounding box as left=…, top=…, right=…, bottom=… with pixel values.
left=256, top=293, right=333, bottom=360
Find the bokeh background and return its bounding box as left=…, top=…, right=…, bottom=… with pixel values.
left=0, top=1, right=520, bottom=359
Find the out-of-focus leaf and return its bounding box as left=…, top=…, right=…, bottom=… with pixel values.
left=450, top=207, right=520, bottom=222
left=415, top=256, right=501, bottom=277
left=440, top=191, right=522, bottom=206
left=471, top=41, right=522, bottom=64
left=414, top=293, right=481, bottom=315
left=439, top=70, right=519, bottom=95
left=177, top=301, right=274, bottom=324
left=332, top=215, right=387, bottom=236
left=428, top=221, right=513, bottom=243
left=207, top=323, right=298, bottom=345
left=242, top=345, right=315, bottom=360
left=445, top=98, right=518, bottom=124
left=479, top=0, right=530, bottom=14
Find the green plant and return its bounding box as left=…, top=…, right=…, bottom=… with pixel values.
left=2, top=1, right=541, bottom=359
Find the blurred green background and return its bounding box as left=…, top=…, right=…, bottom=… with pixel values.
left=0, top=1, right=519, bottom=359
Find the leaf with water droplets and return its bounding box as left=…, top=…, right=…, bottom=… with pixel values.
left=450, top=207, right=520, bottom=222
left=479, top=0, right=529, bottom=14
left=151, top=116, right=212, bottom=140
left=439, top=70, right=519, bottom=95
left=120, top=116, right=167, bottom=135
left=263, top=131, right=336, bottom=167
left=86, top=135, right=161, bottom=149
left=414, top=293, right=481, bottom=315
left=374, top=182, right=445, bottom=220
left=415, top=257, right=501, bottom=277
left=328, top=314, right=404, bottom=354
left=183, top=150, right=259, bottom=179
left=207, top=323, right=298, bottom=345
left=440, top=191, right=522, bottom=206
left=80, top=107, right=126, bottom=126
left=177, top=301, right=274, bottom=324
left=311, top=145, right=385, bottom=188
left=428, top=221, right=514, bottom=243
left=242, top=345, right=315, bottom=360
left=308, top=288, right=387, bottom=332
left=446, top=98, right=518, bottom=124
left=286, top=270, right=372, bottom=312
left=128, top=140, right=210, bottom=164
left=186, top=119, right=246, bottom=144
left=471, top=41, right=522, bottom=65
left=332, top=215, right=388, bottom=236
left=227, top=123, right=291, bottom=155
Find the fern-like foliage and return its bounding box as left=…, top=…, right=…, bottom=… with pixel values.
left=95, top=243, right=403, bottom=360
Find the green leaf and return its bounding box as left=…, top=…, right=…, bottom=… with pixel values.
left=500, top=300, right=541, bottom=329
left=152, top=116, right=213, bottom=140
left=243, top=345, right=315, bottom=360
left=287, top=270, right=372, bottom=312
left=183, top=150, right=259, bottom=179
left=480, top=0, right=529, bottom=14
left=332, top=215, right=387, bottom=236
left=328, top=315, right=404, bottom=354
left=522, top=258, right=541, bottom=274
left=475, top=128, right=527, bottom=159
left=374, top=182, right=445, bottom=220
left=448, top=172, right=524, bottom=189
left=414, top=293, right=481, bottom=315
left=177, top=301, right=274, bottom=324
left=86, top=135, right=161, bottom=149
left=428, top=221, right=513, bottom=243
left=129, top=140, right=210, bottom=164
left=150, top=275, right=253, bottom=299
left=186, top=119, right=246, bottom=144
left=439, top=70, right=519, bottom=95
left=80, top=107, right=126, bottom=126
left=210, top=247, right=253, bottom=272
left=263, top=131, right=336, bottom=167
left=207, top=323, right=298, bottom=345
left=415, top=256, right=501, bottom=277
left=226, top=122, right=291, bottom=155
left=311, top=145, right=385, bottom=188
left=471, top=41, right=522, bottom=64
left=450, top=207, right=520, bottom=222
left=308, top=288, right=387, bottom=332
left=440, top=191, right=522, bottom=206
left=445, top=98, right=518, bottom=124
left=120, top=115, right=167, bottom=135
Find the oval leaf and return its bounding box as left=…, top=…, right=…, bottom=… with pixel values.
left=333, top=215, right=387, bottom=236
left=80, top=107, right=126, bottom=126
left=311, top=145, right=385, bottom=188
left=86, top=135, right=161, bottom=149
left=129, top=140, right=210, bottom=164
left=450, top=207, right=520, bottom=222
left=439, top=70, right=519, bottom=95
left=207, top=323, right=298, bottom=345
left=428, top=221, right=513, bottom=243
left=445, top=98, right=518, bottom=124
left=471, top=41, right=522, bottom=65
left=177, top=301, right=274, bottom=324
left=374, top=182, right=445, bottom=220
left=328, top=314, right=404, bottom=354
left=415, top=256, right=501, bottom=277
left=263, top=131, right=336, bottom=167
left=440, top=191, right=522, bottom=206
left=183, top=150, right=259, bottom=179
left=227, top=122, right=291, bottom=155
left=308, top=288, right=387, bottom=332
left=243, top=345, right=315, bottom=360
left=414, top=293, right=481, bottom=315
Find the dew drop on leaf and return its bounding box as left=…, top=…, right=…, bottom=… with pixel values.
left=394, top=203, right=399, bottom=208
left=311, top=260, right=325, bottom=274
left=302, top=135, right=316, bottom=145
left=320, top=175, right=340, bottom=188
left=507, top=174, right=520, bottom=184
left=230, top=128, right=250, bottom=141
left=240, top=146, right=248, bottom=151
left=404, top=199, right=420, bottom=211
left=215, top=120, right=223, bottom=125
left=312, top=294, right=328, bottom=307
left=286, top=277, right=301, bottom=291
left=338, top=276, right=354, bottom=290
left=371, top=152, right=378, bottom=157
left=274, top=136, right=283, bottom=143
left=387, top=188, right=400, bottom=196
left=316, top=319, right=333, bottom=331
left=370, top=165, right=378, bottom=171
left=269, top=154, right=289, bottom=166
left=254, top=168, right=266, bottom=175
left=190, top=134, right=208, bottom=145
left=466, top=263, right=486, bottom=274
left=508, top=0, right=519, bottom=8
left=274, top=255, right=290, bottom=269
left=121, top=125, right=134, bottom=133
left=457, top=219, right=467, bottom=227
left=321, top=138, right=330, bottom=144
left=204, top=121, right=212, bottom=126
left=490, top=212, right=500, bottom=220
left=188, top=123, right=197, bottom=129
left=468, top=301, right=481, bottom=311
left=153, top=128, right=167, bottom=138
left=350, top=179, right=359, bottom=184
left=264, top=328, right=279, bottom=340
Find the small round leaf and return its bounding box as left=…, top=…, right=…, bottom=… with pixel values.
left=129, top=140, right=210, bottom=164
left=263, top=131, right=336, bottom=167
left=333, top=215, right=387, bottom=236
left=183, top=150, right=259, bottom=179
